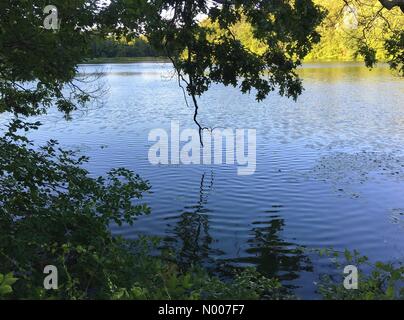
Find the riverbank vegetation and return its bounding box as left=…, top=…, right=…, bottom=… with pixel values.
left=88, top=36, right=164, bottom=61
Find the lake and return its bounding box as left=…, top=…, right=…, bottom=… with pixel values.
left=28, top=62, right=404, bottom=298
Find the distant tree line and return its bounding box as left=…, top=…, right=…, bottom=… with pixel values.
left=89, top=37, right=163, bottom=58
left=89, top=0, right=403, bottom=65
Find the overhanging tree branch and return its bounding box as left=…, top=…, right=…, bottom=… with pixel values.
left=379, top=0, right=404, bottom=12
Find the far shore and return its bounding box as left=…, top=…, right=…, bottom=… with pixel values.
left=83, top=57, right=170, bottom=64
left=83, top=56, right=388, bottom=65
left=82, top=57, right=390, bottom=70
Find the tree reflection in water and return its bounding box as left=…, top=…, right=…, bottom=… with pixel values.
left=232, top=210, right=313, bottom=284
left=162, top=172, right=224, bottom=270
left=162, top=172, right=312, bottom=288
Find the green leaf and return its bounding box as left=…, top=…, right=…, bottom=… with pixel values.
left=386, top=286, right=395, bottom=300
left=0, top=273, right=18, bottom=297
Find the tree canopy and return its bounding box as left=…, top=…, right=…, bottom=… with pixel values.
left=305, top=0, right=404, bottom=73
left=1, top=0, right=402, bottom=123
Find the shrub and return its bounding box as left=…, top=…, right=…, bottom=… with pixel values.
left=0, top=121, right=151, bottom=299
left=318, top=249, right=404, bottom=300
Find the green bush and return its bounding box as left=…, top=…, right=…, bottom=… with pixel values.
left=107, top=238, right=292, bottom=300
left=0, top=273, right=18, bottom=298
left=318, top=249, right=404, bottom=300
left=0, top=121, right=151, bottom=299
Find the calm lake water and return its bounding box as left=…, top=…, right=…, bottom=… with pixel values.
left=27, top=62, right=404, bottom=298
